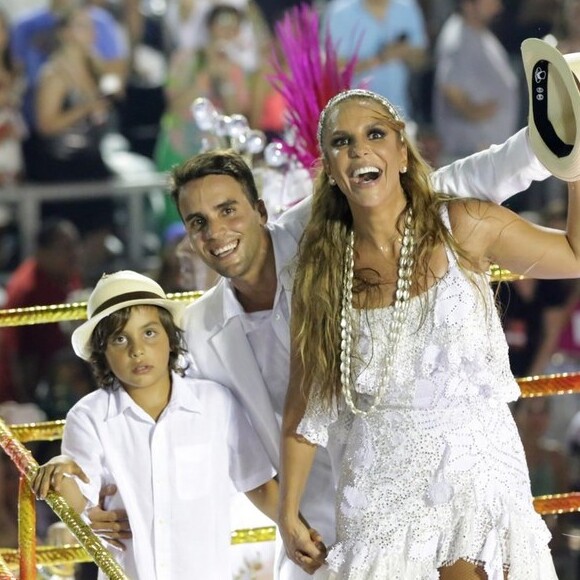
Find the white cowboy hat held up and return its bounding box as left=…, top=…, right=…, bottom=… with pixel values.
left=521, top=38, right=580, bottom=181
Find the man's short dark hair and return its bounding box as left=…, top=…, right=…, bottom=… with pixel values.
left=169, top=149, right=260, bottom=213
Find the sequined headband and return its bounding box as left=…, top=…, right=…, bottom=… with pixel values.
left=317, top=89, right=402, bottom=150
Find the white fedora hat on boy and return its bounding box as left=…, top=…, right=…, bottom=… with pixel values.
left=521, top=38, right=580, bottom=181
left=72, top=270, right=185, bottom=361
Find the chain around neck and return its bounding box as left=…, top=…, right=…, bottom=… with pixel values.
left=339, top=208, right=415, bottom=416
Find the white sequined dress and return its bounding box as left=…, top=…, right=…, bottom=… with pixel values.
left=298, top=210, right=557, bottom=580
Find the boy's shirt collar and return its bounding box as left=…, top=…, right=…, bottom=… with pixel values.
left=104, top=373, right=203, bottom=421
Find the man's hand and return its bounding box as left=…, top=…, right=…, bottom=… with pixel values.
left=87, top=484, right=132, bottom=550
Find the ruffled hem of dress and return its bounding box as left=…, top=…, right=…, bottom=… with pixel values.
left=298, top=419, right=330, bottom=447
left=298, top=398, right=345, bottom=448
left=325, top=508, right=557, bottom=580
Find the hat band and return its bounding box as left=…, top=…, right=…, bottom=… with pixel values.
left=532, top=59, right=574, bottom=159
left=91, top=291, right=165, bottom=317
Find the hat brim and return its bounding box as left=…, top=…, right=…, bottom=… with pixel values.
left=71, top=298, right=186, bottom=361
left=522, top=38, right=580, bottom=181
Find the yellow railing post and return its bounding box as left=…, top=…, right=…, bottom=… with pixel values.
left=0, top=417, right=128, bottom=579
left=18, top=476, right=36, bottom=579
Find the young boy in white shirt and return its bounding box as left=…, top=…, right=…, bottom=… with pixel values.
left=32, top=270, right=278, bottom=580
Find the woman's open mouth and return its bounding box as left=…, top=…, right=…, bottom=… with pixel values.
left=351, top=166, right=382, bottom=184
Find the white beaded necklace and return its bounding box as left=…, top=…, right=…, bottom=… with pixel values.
left=340, top=208, right=415, bottom=416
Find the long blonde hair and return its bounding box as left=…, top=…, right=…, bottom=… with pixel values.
left=291, top=92, right=470, bottom=407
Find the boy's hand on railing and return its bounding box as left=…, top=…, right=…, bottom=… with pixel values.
left=87, top=484, right=132, bottom=551
left=31, top=454, right=89, bottom=499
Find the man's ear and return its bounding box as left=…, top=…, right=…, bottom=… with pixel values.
left=257, top=199, right=268, bottom=223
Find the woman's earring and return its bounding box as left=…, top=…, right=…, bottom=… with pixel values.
left=400, top=166, right=407, bottom=174
left=329, top=176, right=336, bottom=185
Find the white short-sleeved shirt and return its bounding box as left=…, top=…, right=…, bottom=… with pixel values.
left=62, top=373, right=275, bottom=580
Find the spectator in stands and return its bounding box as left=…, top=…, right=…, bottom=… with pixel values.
left=433, top=0, right=519, bottom=163
left=154, top=4, right=253, bottom=173
left=164, top=0, right=269, bottom=72
left=10, top=0, right=126, bottom=131
left=0, top=8, right=25, bottom=185
left=323, top=0, right=428, bottom=121
left=0, top=219, right=83, bottom=404
left=112, top=0, right=170, bottom=158
left=26, top=5, right=112, bottom=183
left=21, top=5, right=122, bottom=282
left=153, top=3, right=254, bottom=232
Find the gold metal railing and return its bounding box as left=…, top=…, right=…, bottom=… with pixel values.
left=0, top=291, right=203, bottom=328
left=0, top=417, right=129, bottom=578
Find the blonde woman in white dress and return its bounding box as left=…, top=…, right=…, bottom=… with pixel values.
left=278, top=89, right=568, bottom=579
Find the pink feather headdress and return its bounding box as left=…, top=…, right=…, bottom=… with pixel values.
left=269, top=3, right=358, bottom=172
